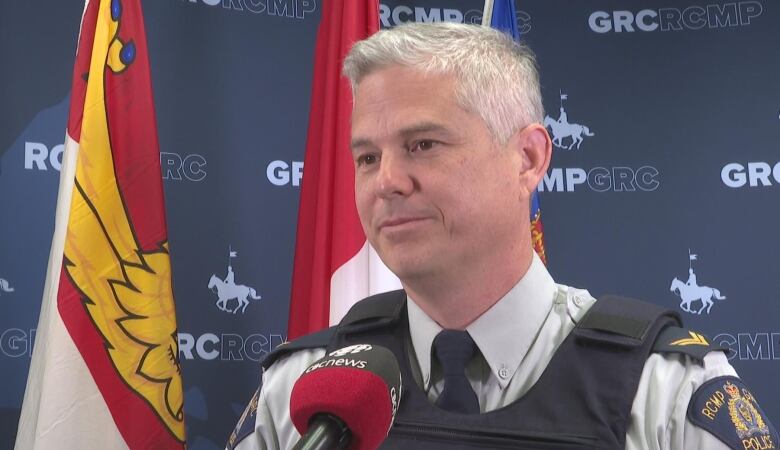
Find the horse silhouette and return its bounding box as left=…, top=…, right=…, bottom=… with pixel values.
left=670, top=277, right=726, bottom=315
left=208, top=274, right=261, bottom=314
left=544, top=116, right=594, bottom=150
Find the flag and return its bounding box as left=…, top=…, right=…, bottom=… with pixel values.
left=16, top=1, right=185, bottom=448
left=483, top=0, right=548, bottom=265
left=288, top=0, right=400, bottom=339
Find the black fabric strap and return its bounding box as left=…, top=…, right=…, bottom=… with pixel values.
left=339, top=289, right=406, bottom=326
left=577, top=294, right=681, bottom=340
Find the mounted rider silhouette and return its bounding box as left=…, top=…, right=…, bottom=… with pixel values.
left=225, top=264, right=236, bottom=286
left=557, top=106, right=568, bottom=125
left=685, top=268, right=698, bottom=288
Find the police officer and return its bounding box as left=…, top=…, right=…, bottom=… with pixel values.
left=228, top=23, right=775, bottom=450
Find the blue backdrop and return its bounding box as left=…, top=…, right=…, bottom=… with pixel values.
left=1, top=1, right=778, bottom=448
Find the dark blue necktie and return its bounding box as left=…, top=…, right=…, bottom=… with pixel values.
left=433, top=329, right=480, bottom=414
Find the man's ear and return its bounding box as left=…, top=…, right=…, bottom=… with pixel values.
left=513, top=123, right=552, bottom=196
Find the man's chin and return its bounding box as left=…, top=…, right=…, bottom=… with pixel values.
left=382, top=256, right=437, bottom=284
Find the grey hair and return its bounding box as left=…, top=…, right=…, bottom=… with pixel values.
left=343, top=22, right=543, bottom=144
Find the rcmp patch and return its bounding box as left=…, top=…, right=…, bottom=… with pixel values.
left=227, top=387, right=261, bottom=450
left=688, top=376, right=778, bottom=450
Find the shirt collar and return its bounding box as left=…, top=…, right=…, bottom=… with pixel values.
left=407, top=252, right=558, bottom=390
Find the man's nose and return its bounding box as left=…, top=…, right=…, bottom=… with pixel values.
left=375, top=153, right=414, bottom=199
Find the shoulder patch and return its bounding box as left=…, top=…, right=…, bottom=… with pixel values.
left=688, top=376, right=778, bottom=450
left=227, top=387, right=261, bottom=450
left=653, top=326, right=727, bottom=362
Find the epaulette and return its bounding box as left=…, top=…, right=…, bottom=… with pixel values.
left=574, top=294, right=681, bottom=347
left=260, top=325, right=336, bottom=370
left=652, top=326, right=728, bottom=362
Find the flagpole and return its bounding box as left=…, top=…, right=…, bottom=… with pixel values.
left=481, top=0, right=494, bottom=26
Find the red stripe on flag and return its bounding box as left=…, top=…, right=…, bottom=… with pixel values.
left=67, top=0, right=99, bottom=140
left=105, top=0, right=168, bottom=249
left=288, top=1, right=379, bottom=339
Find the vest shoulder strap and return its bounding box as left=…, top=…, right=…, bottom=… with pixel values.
left=651, top=325, right=728, bottom=362
left=261, top=290, right=407, bottom=370
left=261, top=325, right=336, bottom=370
left=575, top=294, right=681, bottom=347
left=338, top=289, right=407, bottom=333
left=576, top=294, right=725, bottom=360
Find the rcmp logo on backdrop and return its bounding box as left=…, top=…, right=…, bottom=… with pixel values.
left=24, top=143, right=207, bottom=182
left=539, top=90, right=660, bottom=193
left=670, top=250, right=726, bottom=315
left=208, top=246, right=262, bottom=314
left=720, top=110, right=780, bottom=188
left=23, top=142, right=64, bottom=171
left=161, top=151, right=207, bottom=182
left=0, top=278, right=14, bottom=296
left=721, top=161, right=780, bottom=188
left=713, top=332, right=780, bottom=361
left=588, top=2, right=763, bottom=33
left=378, top=3, right=531, bottom=32
left=181, top=0, right=317, bottom=19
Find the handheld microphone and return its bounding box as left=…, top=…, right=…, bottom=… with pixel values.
left=290, top=344, right=402, bottom=450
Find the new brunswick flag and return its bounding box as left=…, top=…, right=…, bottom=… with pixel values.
left=16, top=1, right=185, bottom=448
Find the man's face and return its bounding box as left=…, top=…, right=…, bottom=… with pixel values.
left=350, top=65, right=529, bottom=283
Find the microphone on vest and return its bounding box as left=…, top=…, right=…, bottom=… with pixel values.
left=290, top=344, right=402, bottom=450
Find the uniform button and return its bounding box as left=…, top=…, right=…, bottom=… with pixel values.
left=573, top=296, right=583, bottom=307
left=498, top=367, right=510, bottom=379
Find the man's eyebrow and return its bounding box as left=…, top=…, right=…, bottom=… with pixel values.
left=350, top=122, right=452, bottom=151
left=397, top=122, right=451, bottom=138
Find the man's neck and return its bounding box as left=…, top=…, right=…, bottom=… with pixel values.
left=401, top=244, right=534, bottom=330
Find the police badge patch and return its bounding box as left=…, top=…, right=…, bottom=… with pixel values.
left=688, top=376, right=778, bottom=450
left=227, top=387, right=261, bottom=450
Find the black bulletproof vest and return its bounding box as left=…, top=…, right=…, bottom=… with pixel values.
left=325, top=290, right=681, bottom=450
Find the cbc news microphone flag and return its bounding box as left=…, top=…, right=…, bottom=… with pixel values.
left=16, top=1, right=185, bottom=449
left=484, top=0, right=547, bottom=265
left=288, top=0, right=400, bottom=339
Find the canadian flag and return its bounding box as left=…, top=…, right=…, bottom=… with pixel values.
left=287, top=0, right=400, bottom=340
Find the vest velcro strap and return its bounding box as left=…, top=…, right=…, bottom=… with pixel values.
left=575, top=295, right=681, bottom=347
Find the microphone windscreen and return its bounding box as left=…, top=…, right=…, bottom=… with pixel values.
left=290, top=344, right=402, bottom=450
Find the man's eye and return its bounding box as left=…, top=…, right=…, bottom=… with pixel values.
left=410, top=140, right=436, bottom=153
left=356, top=153, right=378, bottom=166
